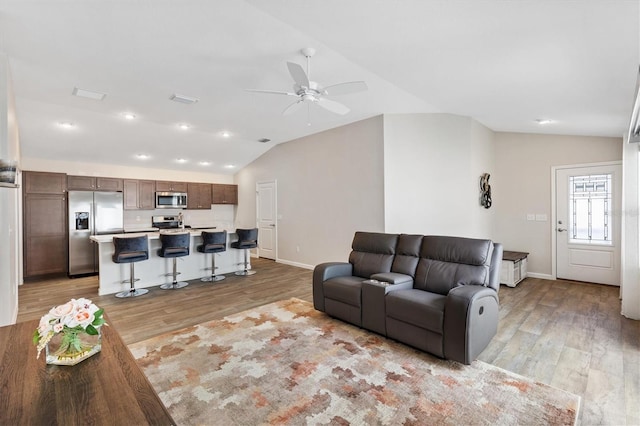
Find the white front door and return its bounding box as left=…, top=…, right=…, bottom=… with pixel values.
left=256, top=181, right=277, bottom=260
left=556, top=164, right=622, bottom=285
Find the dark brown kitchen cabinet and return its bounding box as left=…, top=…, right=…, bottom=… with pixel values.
left=23, top=171, right=68, bottom=278
left=123, top=179, right=155, bottom=210
left=68, top=176, right=123, bottom=191
left=211, top=184, right=238, bottom=205
left=24, top=171, right=66, bottom=194
left=187, top=182, right=212, bottom=209
left=155, top=181, right=188, bottom=192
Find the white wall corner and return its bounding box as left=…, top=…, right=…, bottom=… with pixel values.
left=621, top=139, right=640, bottom=319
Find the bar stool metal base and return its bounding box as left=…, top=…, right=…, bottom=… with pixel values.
left=115, top=262, right=148, bottom=298
left=160, top=281, right=189, bottom=290
left=115, top=288, right=149, bottom=298
left=160, top=257, right=189, bottom=290
left=235, top=269, right=256, bottom=276
left=201, top=275, right=226, bottom=282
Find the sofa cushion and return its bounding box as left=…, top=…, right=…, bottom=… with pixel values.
left=349, top=232, right=398, bottom=278
left=414, top=236, right=493, bottom=295
left=386, top=289, right=446, bottom=333
left=324, top=276, right=366, bottom=307
left=391, top=234, right=422, bottom=277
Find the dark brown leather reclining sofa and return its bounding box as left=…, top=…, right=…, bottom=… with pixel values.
left=313, top=231, right=503, bottom=365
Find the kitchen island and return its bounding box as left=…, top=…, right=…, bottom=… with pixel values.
left=90, top=230, right=247, bottom=296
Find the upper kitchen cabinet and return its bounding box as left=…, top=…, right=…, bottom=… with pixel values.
left=187, top=183, right=212, bottom=209
left=24, top=170, right=67, bottom=194
left=212, top=184, right=238, bottom=205
left=155, top=181, right=188, bottom=192
left=123, top=179, right=155, bottom=210
left=23, top=171, right=68, bottom=278
left=67, top=176, right=123, bottom=191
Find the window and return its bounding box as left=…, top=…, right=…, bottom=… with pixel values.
left=569, top=174, right=612, bottom=245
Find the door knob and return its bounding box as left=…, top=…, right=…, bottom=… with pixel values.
left=557, top=228, right=567, bottom=232
left=269, top=224, right=276, bottom=227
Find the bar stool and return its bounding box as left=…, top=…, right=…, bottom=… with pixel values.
left=197, top=230, right=227, bottom=282
left=157, top=232, right=190, bottom=290
left=112, top=235, right=149, bottom=298
left=230, top=228, right=258, bottom=276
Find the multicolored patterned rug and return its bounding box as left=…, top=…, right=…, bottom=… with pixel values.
left=129, top=298, right=580, bottom=425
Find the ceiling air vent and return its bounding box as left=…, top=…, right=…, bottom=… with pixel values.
left=258, top=138, right=271, bottom=143
left=170, top=93, right=199, bottom=104
left=72, top=87, right=106, bottom=101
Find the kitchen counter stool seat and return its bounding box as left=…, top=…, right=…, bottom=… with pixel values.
left=197, top=231, right=227, bottom=282
left=230, top=228, right=258, bottom=276
left=112, top=235, right=149, bottom=298
left=158, top=233, right=190, bottom=290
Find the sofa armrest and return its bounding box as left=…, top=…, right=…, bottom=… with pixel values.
left=313, top=262, right=353, bottom=311
left=443, top=285, right=499, bottom=365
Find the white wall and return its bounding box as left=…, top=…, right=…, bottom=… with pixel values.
left=0, top=53, right=21, bottom=326
left=21, top=157, right=233, bottom=184
left=493, top=132, right=622, bottom=277
left=383, top=114, right=495, bottom=238
left=621, top=138, right=640, bottom=319
left=235, top=116, right=385, bottom=267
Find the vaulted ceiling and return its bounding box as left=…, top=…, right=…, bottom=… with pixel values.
left=1, top=0, right=638, bottom=174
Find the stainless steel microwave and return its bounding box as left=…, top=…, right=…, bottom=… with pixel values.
left=155, top=192, right=187, bottom=209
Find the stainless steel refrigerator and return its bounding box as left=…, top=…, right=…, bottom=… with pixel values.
left=68, top=191, right=124, bottom=276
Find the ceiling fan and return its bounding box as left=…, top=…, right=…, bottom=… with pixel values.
left=247, top=47, right=367, bottom=117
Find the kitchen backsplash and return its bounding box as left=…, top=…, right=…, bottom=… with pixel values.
left=123, top=205, right=236, bottom=231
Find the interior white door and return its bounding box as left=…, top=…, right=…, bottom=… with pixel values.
left=556, top=164, right=621, bottom=285
left=256, top=181, right=276, bottom=260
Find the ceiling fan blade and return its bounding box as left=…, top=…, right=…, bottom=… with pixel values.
left=323, top=81, right=368, bottom=96
left=246, top=89, right=297, bottom=96
left=283, top=100, right=304, bottom=116
left=286, top=62, right=310, bottom=88
left=316, top=98, right=350, bottom=115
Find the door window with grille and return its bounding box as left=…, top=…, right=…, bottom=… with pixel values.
left=568, top=174, right=612, bottom=245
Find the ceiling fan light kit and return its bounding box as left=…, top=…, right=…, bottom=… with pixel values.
left=247, top=47, right=368, bottom=120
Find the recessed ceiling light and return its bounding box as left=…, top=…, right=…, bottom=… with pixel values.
left=169, top=93, right=199, bottom=104
left=176, top=158, right=188, bottom=163
left=198, top=161, right=211, bottom=166
left=123, top=113, right=136, bottom=120
left=535, top=118, right=554, bottom=125
left=221, top=131, right=231, bottom=138
left=224, top=164, right=235, bottom=169
left=72, top=87, right=106, bottom=101
left=58, top=122, right=75, bottom=129
left=178, top=123, right=190, bottom=130
left=136, top=154, right=150, bottom=160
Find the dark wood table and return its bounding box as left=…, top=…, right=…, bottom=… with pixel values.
left=0, top=317, right=175, bottom=425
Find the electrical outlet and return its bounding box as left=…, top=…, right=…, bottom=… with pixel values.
left=296, top=245, right=300, bottom=253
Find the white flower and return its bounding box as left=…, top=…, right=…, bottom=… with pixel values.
left=49, top=301, right=75, bottom=319
left=66, top=308, right=94, bottom=328
left=53, top=323, right=64, bottom=333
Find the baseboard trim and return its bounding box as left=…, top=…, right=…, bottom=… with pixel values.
left=276, top=258, right=314, bottom=270
left=526, top=272, right=555, bottom=281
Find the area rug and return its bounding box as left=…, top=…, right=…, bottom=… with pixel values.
left=129, top=298, right=580, bottom=426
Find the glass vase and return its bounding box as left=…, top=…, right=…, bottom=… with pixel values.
left=45, top=329, right=102, bottom=366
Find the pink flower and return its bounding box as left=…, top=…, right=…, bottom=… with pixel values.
left=53, top=323, right=63, bottom=333
left=49, top=301, right=75, bottom=319
left=66, top=308, right=94, bottom=328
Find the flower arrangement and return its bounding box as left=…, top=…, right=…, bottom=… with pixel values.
left=33, top=298, right=106, bottom=361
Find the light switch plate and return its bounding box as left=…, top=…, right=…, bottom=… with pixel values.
left=535, top=214, right=548, bottom=221
left=526, top=214, right=535, bottom=221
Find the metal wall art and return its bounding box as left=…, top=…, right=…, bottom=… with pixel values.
left=480, top=173, right=492, bottom=209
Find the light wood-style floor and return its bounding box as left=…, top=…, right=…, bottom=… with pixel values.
left=17, top=260, right=639, bottom=425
